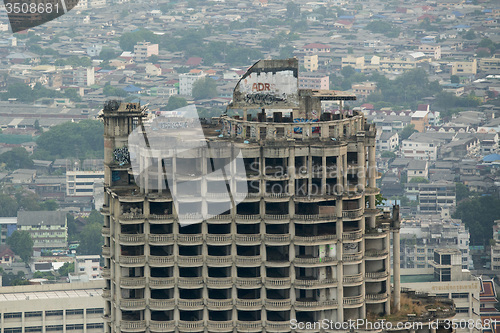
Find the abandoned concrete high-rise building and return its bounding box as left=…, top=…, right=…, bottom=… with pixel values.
left=100, top=59, right=401, bottom=333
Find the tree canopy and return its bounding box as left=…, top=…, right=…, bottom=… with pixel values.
left=192, top=77, right=218, bottom=100
left=7, top=231, right=34, bottom=263
left=0, top=147, right=33, bottom=170
left=165, top=96, right=188, bottom=111
left=34, top=120, right=104, bottom=159
left=77, top=210, right=104, bottom=255
left=399, top=124, right=417, bottom=141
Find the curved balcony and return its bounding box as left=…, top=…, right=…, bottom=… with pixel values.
left=266, top=321, right=291, bottom=332
left=237, top=321, right=262, bottom=332
left=102, top=246, right=111, bottom=258
left=102, top=226, right=110, bottom=237
left=294, top=278, right=337, bottom=289
left=263, top=192, right=291, bottom=202
left=119, top=255, right=146, bottom=267
left=148, top=255, right=174, bottom=267
left=147, top=192, right=173, bottom=202
left=177, top=234, right=203, bottom=245
left=264, top=214, right=289, bottom=223
left=178, top=320, right=204, bottom=331
left=343, top=295, right=364, bottom=307
left=177, top=255, right=203, bottom=266
left=121, top=320, right=146, bottom=332
left=235, top=255, right=261, bottom=266
left=149, top=320, right=175, bottom=332
left=148, top=214, right=174, bottom=223
left=365, top=271, right=389, bottom=281
left=366, top=292, right=389, bottom=303
left=120, top=277, right=146, bottom=289
left=206, top=299, right=233, bottom=309
left=149, top=298, right=175, bottom=310
left=266, top=299, right=291, bottom=310
left=365, top=187, right=380, bottom=196
left=235, top=214, right=261, bottom=223
left=149, top=277, right=175, bottom=289
left=235, top=234, right=261, bottom=245
left=342, top=230, right=362, bottom=241
left=206, top=192, right=233, bottom=202
left=100, top=206, right=110, bottom=215
left=294, top=234, right=337, bottom=245
left=365, top=249, right=389, bottom=259
left=149, top=234, right=174, bottom=245
left=265, top=277, right=291, bottom=288
left=342, top=208, right=364, bottom=220
left=206, top=234, right=232, bottom=245
left=207, top=320, right=233, bottom=331
left=343, top=273, right=363, bottom=285
left=265, top=259, right=290, bottom=267
left=178, top=298, right=204, bottom=309
left=206, top=214, right=232, bottom=223
left=206, top=255, right=232, bottom=266
left=293, top=213, right=336, bottom=224
left=120, top=299, right=146, bottom=311
left=294, top=256, right=337, bottom=267
left=342, top=252, right=363, bottom=263
left=235, top=277, right=262, bottom=288
left=236, top=298, right=262, bottom=310
left=364, top=208, right=381, bottom=217
left=177, top=277, right=204, bottom=288
left=206, top=277, right=232, bottom=288
left=294, top=299, right=337, bottom=311
left=264, top=234, right=291, bottom=245
left=119, top=234, right=146, bottom=246
left=119, top=214, right=145, bottom=224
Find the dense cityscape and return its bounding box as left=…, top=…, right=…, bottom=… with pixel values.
left=0, top=0, right=499, bottom=332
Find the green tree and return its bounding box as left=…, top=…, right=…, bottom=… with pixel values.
left=409, top=177, right=429, bottom=183
left=40, top=200, right=59, bottom=211
left=341, top=66, right=356, bottom=79
left=78, top=222, right=104, bottom=255
left=165, top=96, right=188, bottom=111
left=0, top=193, right=18, bottom=217
left=7, top=231, right=34, bottom=263
left=453, top=196, right=500, bottom=245
left=456, top=183, right=471, bottom=202
left=381, top=151, right=396, bottom=158
left=192, top=77, right=217, bottom=100
left=58, top=262, right=75, bottom=276
left=464, top=30, right=476, bottom=40
left=450, top=75, right=460, bottom=84
left=399, top=124, right=417, bottom=140
left=286, top=2, right=300, bottom=18
left=0, top=147, right=33, bottom=170
left=99, top=48, right=118, bottom=61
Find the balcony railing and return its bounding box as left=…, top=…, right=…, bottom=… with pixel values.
left=294, top=256, right=337, bottom=265
left=149, top=320, right=175, bottom=331
left=119, top=214, right=145, bottom=222
left=343, top=295, right=364, bottom=305
left=365, top=249, right=389, bottom=258
left=236, top=277, right=261, bottom=287
left=178, top=320, right=204, bottom=330
left=178, top=299, right=204, bottom=308
left=206, top=299, right=233, bottom=308
left=206, top=277, right=232, bottom=287
left=365, top=272, right=389, bottom=279
left=206, top=255, right=232, bottom=265
left=342, top=207, right=364, bottom=219
left=343, top=273, right=363, bottom=284
left=236, top=298, right=262, bottom=309
left=120, top=320, right=146, bottom=331
left=207, top=320, right=233, bottom=330
left=148, top=255, right=174, bottom=266
left=235, top=255, right=261, bottom=266
left=120, top=299, right=146, bottom=310
left=294, top=234, right=337, bottom=243
left=149, top=277, right=175, bottom=288
left=366, top=293, right=389, bottom=301
left=119, top=234, right=146, bottom=245
left=120, top=277, right=146, bottom=288
left=235, top=214, right=261, bottom=222
left=119, top=255, right=146, bottom=266
left=149, top=299, right=175, bottom=310
left=177, top=234, right=203, bottom=244
left=148, top=234, right=174, bottom=245
left=264, top=234, right=291, bottom=244
left=266, top=299, right=291, bottom=309
left=177, top=255, right=203, bottom=265
left=265, top=277, right=291, bottom=287
left=342, top=252, right=363, bottom=262
left=148, top=214, right=174, bottom=221
left=264, top=214, right=289, bottom=221
left=102, top=246, right=111, bottom=257
left=235, top=234, right=261, bottom=244
left=295, top=299, right=338, bottom=309
left=102, top=227, right=110, bottom=236
left=293, top=213, right=337, bottom=222
left=177, top=277, right=204, bottom=287
left=237, top=321, right=262, bottom=330
left=294, top=278, right=337, bottom=288
left=342, top=230, right=362, bottom=240
left=206, top=234, right=232, bottom=244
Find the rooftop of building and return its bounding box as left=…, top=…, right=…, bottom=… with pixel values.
left=17, top=211, right=67, bottom=226
left=0, top=281, right=105, bottom=302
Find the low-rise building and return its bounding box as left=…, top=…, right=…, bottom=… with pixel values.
left=417, top=181, right=456, bottom=214
left=66, top=170, right=104, bottom=197
left=491, top=220, right=500, bottom=271
left=0, top=217, right=17, bottom=244
left=303, top=54, right=318, bottom=71
left=17, top=211, right=67, bottom=250
left=376, top=131, right=399, bottom=152
left=69, top=255, right=102, bottom=283
left=0, top=281, right=104, bottom=333
left=298, top=74, right=329, bottom=90
left=407, top=160, right=429, bottom=181
left=179, top=70, right=206, bottom=96
left=451, top=59, right=477, bottom=76
left=351, top=82, right=377, bottom=100
left=400, top=216, right=471, bottom=269
left=478, top=55, right=500, bottom=73
left=133, top=42, right=159, bottom=62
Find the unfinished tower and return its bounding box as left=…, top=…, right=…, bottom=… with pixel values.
left=101, top=59, right=400, bottom=333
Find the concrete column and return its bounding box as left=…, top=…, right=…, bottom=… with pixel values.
left=393, top=230, right=401, bottom=312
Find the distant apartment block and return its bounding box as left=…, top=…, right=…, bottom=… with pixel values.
left=17, top=211, right=67, bottom=250
left=418, top=44, right=441, bottom=60
left=302, top=43, right=331, bottom=53
left=411, top=110, right=430, bottom=132
left=0, top=217, right=17, bottom=245
left=73, top=67, right=95, bottom=86
left=303, top=54, right=318, bottom=71
left=351, top=82, right=377, bottom=99
left=402, top=136, right=438, bottom=160
left=133, top=42, right=159, bottom=62
left=405, top=181, right=456, bottom=214
left=451, top=59, right=477, bottom=76
left=479, top=55, right=500, bottom=73
left=0, top=281, right=104, bottom=333
left=298, top=74, right=328, bottom=90
left=66, top=170, right=104, bottom=197
left=179, top=71, right=206, bottom=96
left=376, top=132, right=399, bottom=152
left=400, top=217, right=471, bottom=269
left=69, top=255, right=102, bottom=282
